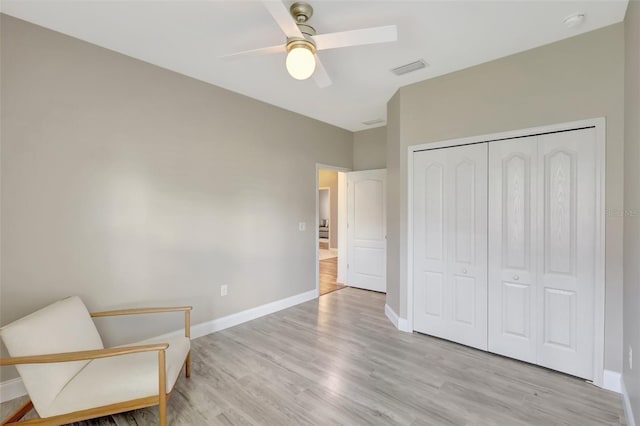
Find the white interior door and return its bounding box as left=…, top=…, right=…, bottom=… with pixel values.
left=536, top=128, right=597, bottom=380
left=347, top=169, right=386, bottom=292
left=413, top=144, right=488, bottom=350
left=488, top=136, right=538, bottom=363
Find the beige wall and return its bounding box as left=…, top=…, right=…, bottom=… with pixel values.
left=318, top=170, right=338, bottom=249
left=353, top=127, right=386, bottom=171
left=387, top=24, right=625, bottom=372
left=385, top=93, right=401, bottom=315
left=624, top=0, right=640, bottom=421
left=0, top=15, right=353, bottom=381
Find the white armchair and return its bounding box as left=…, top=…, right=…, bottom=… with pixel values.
left=0, top=296, right=192, bottom=425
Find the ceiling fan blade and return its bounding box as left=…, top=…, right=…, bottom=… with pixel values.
left=313, top=54, right=332, bottom=88
left=313, top=25, right=397, bottom=51
left=262, top=0, right=304, bottom=39
left=219, top=44, right=286, bottom=59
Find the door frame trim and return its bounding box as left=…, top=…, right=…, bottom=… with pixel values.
left=406, top=117, right=606, bottom=387
left=318, top=186, right=331, bottom=248
left=316, top=164, right=350, bottom=297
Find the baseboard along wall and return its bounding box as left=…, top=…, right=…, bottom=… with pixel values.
left=384, top=304, right=412, bottom=333
left=603, top=370, right=622, bottom=393
left=622, top=377, right=637, bottom=426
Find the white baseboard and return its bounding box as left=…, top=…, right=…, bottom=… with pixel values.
left=0, top=288, right=318, bottom=403
left=188, top=289, right=318, bottom=339
left=385, top=304, right=412, bottom=333
left=0, top=377, right=27, bottom=403
left=384, top=303, right=399, bottom=328
left=397, top=317, right=412, bottom=332
left=603, top=369, right=622, bottom=393
left=622, top=377, right=637, bottom=426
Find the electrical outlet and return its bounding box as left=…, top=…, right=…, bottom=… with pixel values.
left=299, top=222, right=306, bottom=231
left=630, top=346, right=633, bottom=370
left=220, top=284, right=228, bottom=297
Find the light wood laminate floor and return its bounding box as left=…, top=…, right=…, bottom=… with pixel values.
left=319, top=257, right=345, bottom=295
left=1, top=288, right=625, bottom=425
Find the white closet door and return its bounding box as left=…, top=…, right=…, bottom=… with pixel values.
left=347, top=169, right=387, bottom=292
left=536, top=128, right=596, bottom=380
left=488, top=136, right=538, bottom=363
left=413, top=148, right=448, bottom=339
left=413, top=144, right=488, bottom=350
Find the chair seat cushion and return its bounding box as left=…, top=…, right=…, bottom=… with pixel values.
left=41, top=335, right=190, bottom=418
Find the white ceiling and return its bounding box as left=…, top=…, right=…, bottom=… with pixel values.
left=0, top=0, right=629, bottom=132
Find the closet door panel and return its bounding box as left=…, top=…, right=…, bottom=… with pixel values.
left=413, top=149, right=449, bottom=337
left=453, top=160, right=476, bottom=264
left=453, top=275, right=476, bottom=325
left=488, top=137, right=538, bottom=363
left=446, top=144, right=488, bottom=350
left=413, top=143, right=487, bottom=351
left=537, top=128, right=596, bottom=380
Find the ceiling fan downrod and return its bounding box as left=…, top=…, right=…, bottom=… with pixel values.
left=289, top=2, right=316, bottom=42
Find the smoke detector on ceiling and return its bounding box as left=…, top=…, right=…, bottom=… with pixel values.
left=563, top=13, right=585, bottom=28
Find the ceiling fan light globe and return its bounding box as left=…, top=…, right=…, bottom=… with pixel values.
left=286, top=46, right=316, bottom=80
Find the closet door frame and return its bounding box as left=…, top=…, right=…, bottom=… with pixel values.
left=406, top=117, right=606, bottom=387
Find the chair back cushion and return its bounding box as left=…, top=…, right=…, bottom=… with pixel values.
left=0, top=296, right=104, bottom=415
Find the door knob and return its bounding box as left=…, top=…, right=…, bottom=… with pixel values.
left=513, top=275, right=520, bottom=281
left=462, top=268, right=467, bottom=274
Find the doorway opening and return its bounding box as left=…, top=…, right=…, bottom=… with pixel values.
left=317, top=167, right=347, bottom=296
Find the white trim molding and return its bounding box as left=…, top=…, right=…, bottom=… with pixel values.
left=0, top=288, right=318, bottom=403
left=602, top=370, right=622, bottom=393
left=385, top=304, right=412, bottom=333
left=156, top=289, right=318, bottom=341
left=385, top=303, right=399, bottom=327
left=622, top=377, right=637, bottom=426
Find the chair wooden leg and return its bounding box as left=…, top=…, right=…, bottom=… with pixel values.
left=1, top=399, right=33, bottom=425
left=185, top=351, right=191, bottom=378
left=158, top=399, right=167, bottom=426
left=158, top=350, right=167, bottom=426
left=185, top=310, right=191, bottom=379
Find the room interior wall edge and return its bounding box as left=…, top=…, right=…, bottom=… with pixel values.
left=623, top=0, right=640, bottom=423
left=353, top=127, right=387, bottom=171
left=318, top=170, right=339, bottom=249
left=385, top=91, right=401, bottom=316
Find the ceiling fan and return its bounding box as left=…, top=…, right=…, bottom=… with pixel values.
left=222, top=1, right=398, bottom=88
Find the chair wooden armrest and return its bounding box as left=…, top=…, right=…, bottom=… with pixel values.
left=91, top=306, right=192, bottom=339
left=90, top=306, right=192, bottom=318
left=0, top=343, right=169, bottom=366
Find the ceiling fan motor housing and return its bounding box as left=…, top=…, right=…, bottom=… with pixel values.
left=288, top=1, right=316, bottom=50
left=290, top=2, right=313, bottom=23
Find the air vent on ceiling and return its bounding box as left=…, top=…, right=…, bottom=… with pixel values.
left=362, top=118, right=385, bottom=126
left=391, top=59, right=428, bottom=76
